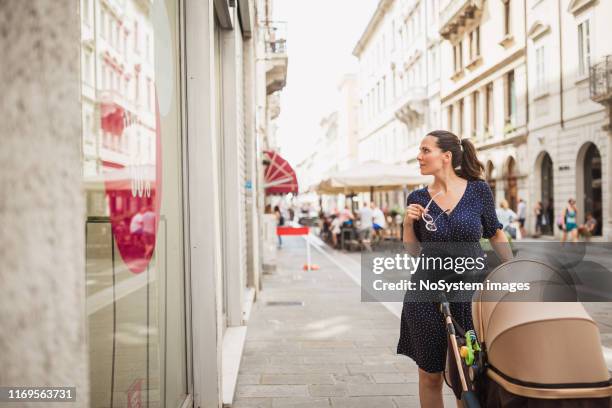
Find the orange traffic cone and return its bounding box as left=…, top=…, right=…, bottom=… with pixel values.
left=303, top=263, right=320, bottom=271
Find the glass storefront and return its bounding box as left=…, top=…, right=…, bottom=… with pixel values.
left=81, top=0, right=189, bottom=406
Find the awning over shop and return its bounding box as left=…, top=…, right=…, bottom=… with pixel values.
left=263, top=150, right=299, bottom=195
left=316, top=161, right=432, bottom=194
left=101, top=101, right=126, bottom=136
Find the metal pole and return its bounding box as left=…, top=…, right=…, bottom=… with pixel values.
left=306, top=230, right=311, bottom=271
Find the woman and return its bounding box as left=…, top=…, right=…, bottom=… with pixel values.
left=398, top=131, right=512, bottom=407
left=561, top=198, right=579, bottom=243
left=274, top=206, right=284, bottom=248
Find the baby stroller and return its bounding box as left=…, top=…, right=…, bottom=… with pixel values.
left=442, top=258, right=612, bottom=407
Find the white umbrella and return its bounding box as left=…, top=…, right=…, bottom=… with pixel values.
left=327, top=161, right=432, bottom=189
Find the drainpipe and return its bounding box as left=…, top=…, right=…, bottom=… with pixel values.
left=524, top=0, right=529, bottom=126
left=557, top=0, right=564, bottom=128
left=424, top=0, right=429, bottom=128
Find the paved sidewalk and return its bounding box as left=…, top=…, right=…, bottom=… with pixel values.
left=232, top=236, right=456, bottom=408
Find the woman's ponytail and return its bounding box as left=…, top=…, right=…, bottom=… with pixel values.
left=458, top=138, right=484, bottom=181
left=426, top=130, right=485, bottom=181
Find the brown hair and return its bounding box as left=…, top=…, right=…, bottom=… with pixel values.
left=426, top=130, right=484, bottom=181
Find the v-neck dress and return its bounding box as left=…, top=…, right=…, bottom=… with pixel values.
left=396, top=179, right=502, bottom=373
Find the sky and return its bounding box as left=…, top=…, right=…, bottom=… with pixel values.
left=273, top=0, right=378, bottom=167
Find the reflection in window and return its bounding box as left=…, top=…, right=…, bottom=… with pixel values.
left=81, top=1, right=187, bottom=407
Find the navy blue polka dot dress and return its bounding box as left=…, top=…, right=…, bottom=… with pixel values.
left=396, top=179, right=502, bottom=373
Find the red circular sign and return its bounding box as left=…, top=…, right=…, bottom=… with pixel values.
left=103, top=90, right=162, bottom=274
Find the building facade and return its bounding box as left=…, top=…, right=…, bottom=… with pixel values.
left=349, top=0, right=610, bottom=238
left=1, top=0, right=287, bottom=407
left=437, top=0, right=610, bottom=238
left=438, top=0, right=529, bottom=215
left=353, top=0, right=443, bottom=210
left=526, top=0, right=611, bottom=238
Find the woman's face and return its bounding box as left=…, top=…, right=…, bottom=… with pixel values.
left=417, top=135, right=451, bottom=175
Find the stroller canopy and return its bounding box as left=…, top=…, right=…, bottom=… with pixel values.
left=473, top=259, right=612, bottom=399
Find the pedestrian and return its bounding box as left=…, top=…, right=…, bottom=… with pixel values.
left=288, top=207, right=295, bottom=224
left=358, top=202, right=373, bottom=250
left=496, top=199, right=518, bottom=239
left=560, top=198, right=579, bottom=243
left=330, top=215, right=342, bottom=248
left=579, top=212, right=598, bottom=241
left=370, top=201, right=386, bottom=239
left=399, top=130, right=512, bottom=407
left=338, top=205, right=354, bottom=226
left=534, top=201, right=543, bottom=236
left=274, top=205, right=284, bottom=248
left=517, top=198, right=527, bottom=238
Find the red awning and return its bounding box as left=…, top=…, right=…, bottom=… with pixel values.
left=263, top=150, right=298, bottom=195
left=101, top=102, right=125, bottom=136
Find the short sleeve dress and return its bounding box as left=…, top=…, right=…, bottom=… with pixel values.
left=396, top=179, right=502, bottom=373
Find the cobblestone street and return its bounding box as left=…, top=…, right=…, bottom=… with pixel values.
left=233, top=237, right=456, bottom=408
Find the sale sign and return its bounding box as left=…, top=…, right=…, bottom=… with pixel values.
left=102, top=91, right=162, bottom=274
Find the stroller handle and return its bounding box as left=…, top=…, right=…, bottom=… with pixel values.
left=439, top=295, right=481, bottom=408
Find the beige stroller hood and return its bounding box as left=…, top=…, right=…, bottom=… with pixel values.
left=473, top=259, right=612, bottom=399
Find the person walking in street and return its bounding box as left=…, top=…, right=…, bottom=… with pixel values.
left=274, top=205, right=284, bottom=249
left=330, top=214, right=342, bottom=248
left=517, top=198, right=527, bottom=238
left=358, top=201, right=374, bottom=250
left=534, top=201, right=543, bottom=236
left=399, top=130, right=512, bottom=408
left=496, top=199, right=518, bottom=239
left=371, top=201, right=386, bottom=239
left=560, top=198, right=579, bottom=243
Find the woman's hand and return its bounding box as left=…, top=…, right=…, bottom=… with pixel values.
left=404, top=204, right=425, bottom=226
left=489, top=229, right=513, bottom=263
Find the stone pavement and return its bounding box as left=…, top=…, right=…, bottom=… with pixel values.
left=232, top=236, right=457, bottom=408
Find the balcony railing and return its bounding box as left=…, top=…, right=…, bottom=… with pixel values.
left=266, top=39, right=286, bottom=54
left=590, top=55, right=612, bottom=104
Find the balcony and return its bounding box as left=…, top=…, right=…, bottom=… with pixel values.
left=394, top=87, right=427, bottom=128
left=439, top=0, right=484, bottom=39
left=590, top=56, right=612, bottom=104
left=264, top=21, right=288, bottom=95
left=590, top=55, right=612, bottom=131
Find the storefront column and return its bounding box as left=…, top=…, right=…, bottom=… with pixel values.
left=221, top=11, right=247, bottom=327
left=0, top=2, right=88, bottom=406
left=243, top=22, right=262, bottom=293
left=185, top=0, right=223, bottom=406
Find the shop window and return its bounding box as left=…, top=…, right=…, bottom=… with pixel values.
left=81, top=1, right=188, bottom=407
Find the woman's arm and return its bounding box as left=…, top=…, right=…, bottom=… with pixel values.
left=488, top=229, right=513, bottom=263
